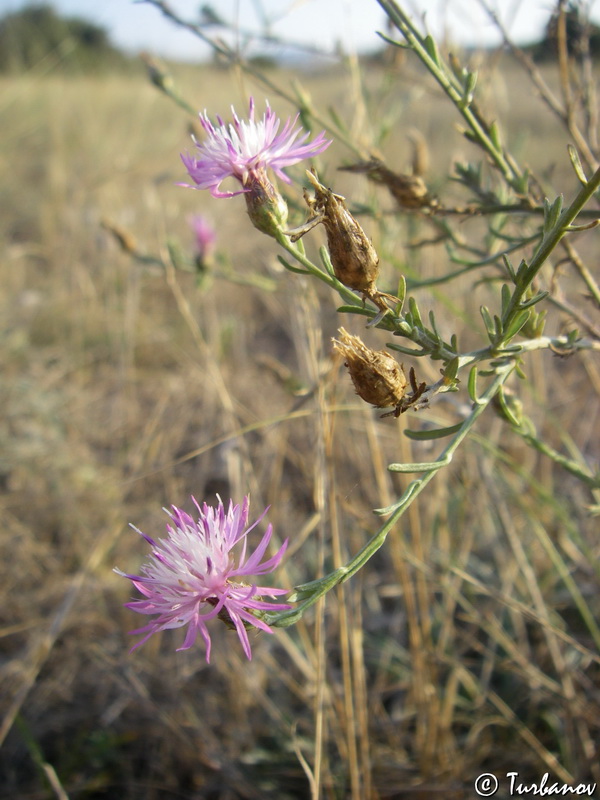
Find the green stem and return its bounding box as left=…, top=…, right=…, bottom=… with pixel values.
left=501, top=163, right=600, bottom=330
left=457, top=333, right=600, bottom=369
left=376, top=0, right=525, bottom=189
left=274, top=229, right=364, bottom=307
left=518, top=431, right=600, bottom=489
left=267, top=365, right=514, bottom=628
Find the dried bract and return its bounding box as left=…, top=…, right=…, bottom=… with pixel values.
left=341, top=156, right=437, bottom=210
left=333, top=328, right=408, bottom=411
left=333, top=328, right=431, bottom=417
left=288, top=171, right=399, bottom=310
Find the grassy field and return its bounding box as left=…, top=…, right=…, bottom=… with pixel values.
left=1, top=48, right=599, bottom=800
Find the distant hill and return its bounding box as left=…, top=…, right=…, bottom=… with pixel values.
left=0, top=3, right=133, bottom=73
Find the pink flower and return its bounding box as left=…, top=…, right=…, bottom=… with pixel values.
left=180, top=97, right=332, bottom=198
left=116, top=496, right=289, bottom=663
left=188, top=214, right=216, bottom=261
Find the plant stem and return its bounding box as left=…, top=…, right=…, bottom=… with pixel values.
left=268, top=365, right=514, bottom=627
left=376, top=0, right=526, bottom=189
left=502, top=163, right=600, bottom=330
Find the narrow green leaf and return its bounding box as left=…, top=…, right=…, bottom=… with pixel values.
left=443, top=356, right=459, bottom=381
left=480, top=305, right=495, bottom=338
left=408, top=296, right=423, bottom=327
left=503, top=254, right=517, bottom=282
left=503, top=309, right=531, bottom=340
left=489, top=120, right=502, bottom=151
left=497, top=387, right=521, bottom=427
left=520, top=290, right=549, bottom=309
left=388, top=458, right=451, bottom=473
left=567, top=144, right=588, bottom=186
left=428, top=310, right=442, bottom=343
left=516, top=259, right=529, bottom=280
left=376, top=30, right=411, bottom=49
left=501, top=283, right=512, bottom=315
left=319, top=245, right=334, bottom=275
left=387, top=342, right=425, bottom=356
left=512, top=168, right=530, bottom=195
left=396, top=274, right=407, bottom=314
left=277, top=255, right=310, bottom=274
left=542, top=195, right=564, bottom=237
left=423, top=34, right=440, bottom=64
left=405, top=422, right=463, bottom=440
left=336, top=304, right=370, bottom=316
left=467, top=366, right=480, bottom=403
left=463, top=69, right=477, bottom=97
left=494, top=314, right=503, bottom=338
left=394, top=320, right=414, bottom=336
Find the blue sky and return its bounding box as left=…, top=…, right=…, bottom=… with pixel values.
left=0, top=0, right=596, bottom=61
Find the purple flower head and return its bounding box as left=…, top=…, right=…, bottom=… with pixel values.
left=115, top=496, right=289, bottom=663
left=188, top=214, right=216, bottom=261
left=180, top=97, right=332, bottom=198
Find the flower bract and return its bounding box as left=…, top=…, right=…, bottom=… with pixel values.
left=116, top=496, right=289, bottom=662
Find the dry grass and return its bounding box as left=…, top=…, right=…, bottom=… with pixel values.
left=1, top=52, right=599, bottom=800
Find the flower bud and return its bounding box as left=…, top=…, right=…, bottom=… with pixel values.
left=333, top=327, right=408, bottom=412
left=244, top=171, right=289, bottom=237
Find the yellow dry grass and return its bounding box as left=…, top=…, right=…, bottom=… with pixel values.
left=0, top=54, right=599, bottom=799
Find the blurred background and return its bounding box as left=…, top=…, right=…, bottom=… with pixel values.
left=1, top=1, right=599, bottom=798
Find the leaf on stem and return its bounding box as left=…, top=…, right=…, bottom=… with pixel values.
left=423, top=34, right=441, bottom=65
left=404, top=423, right=463, bottom=440
left=277, top=255, right=311, bottom=275
left=502, top=309, right=531, bottom=340
left=480, top=305, right=496, bottom=340
left=467, top=366, right=480, bottom=403
left=542, top=195, right=564, bottom=237
left=567, top=144, right=588, bottom=186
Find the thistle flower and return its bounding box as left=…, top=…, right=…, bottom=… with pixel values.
left=115, top=496, right=289, bottom=663
left=180, top=98, right=331, bottom=236
left=188, top=214, right=216, bottom=265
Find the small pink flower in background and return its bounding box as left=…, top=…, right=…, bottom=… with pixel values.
left=188, top=214, right=216, bottom=262
left=116, top=496, right=289, bottom=663
left=180, top=97, right=332, bottom=198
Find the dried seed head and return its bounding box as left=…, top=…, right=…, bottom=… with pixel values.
left=304, top=170, right=381, bottom=295
left=333, top=327, right=407, bottom=410
left=340, top=156, right=437, bottom=210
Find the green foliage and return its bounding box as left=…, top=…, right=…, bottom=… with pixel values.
left=0, top=3, right=130, bottom=73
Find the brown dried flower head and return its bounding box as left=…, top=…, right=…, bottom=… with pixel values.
left=333, top=327, right=407, bottom=411
left=287, top=170, right=393, bottom=305
left=340, top=156, right=437, bottom=210
left=310, top=170, right=379, bottom=292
